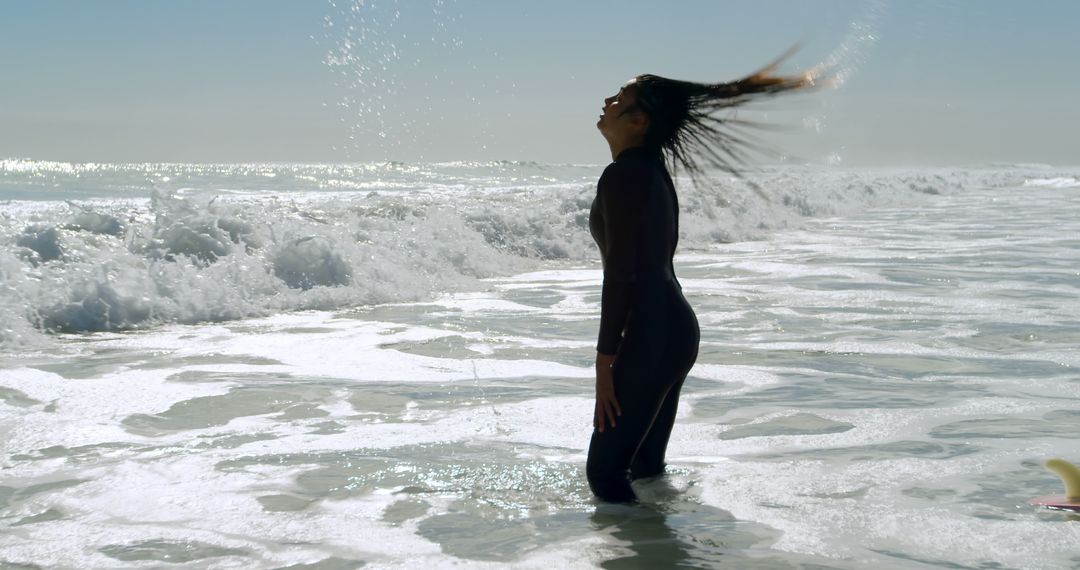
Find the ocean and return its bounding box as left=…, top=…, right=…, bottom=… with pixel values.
left=1, top=159, right=1078, bottom=568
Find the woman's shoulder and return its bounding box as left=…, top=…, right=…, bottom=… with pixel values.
left=598, top=157, right=653, bottom=193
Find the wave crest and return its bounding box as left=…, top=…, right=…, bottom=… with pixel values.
left=0, top=163, right=1059, bottom=344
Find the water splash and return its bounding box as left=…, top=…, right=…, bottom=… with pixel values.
left=799, top=0, right=888, bottom=164
left=812, top=0, right=888, bottom=89
left=321, top=0, right=462, bottom=160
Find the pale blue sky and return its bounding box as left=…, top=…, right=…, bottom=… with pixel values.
left=1, top=1, right=1077, bottom=165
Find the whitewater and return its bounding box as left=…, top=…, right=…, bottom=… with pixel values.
left=1, top=159, right=1079, bottom=568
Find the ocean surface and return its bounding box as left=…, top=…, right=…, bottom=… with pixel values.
left=1, top=159, right=1079, bottom=569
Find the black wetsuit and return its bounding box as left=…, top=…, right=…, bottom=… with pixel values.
left=586, top=146, right=700, bottom=502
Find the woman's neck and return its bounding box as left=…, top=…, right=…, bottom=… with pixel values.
left=608, top=139, right=647, bottom=161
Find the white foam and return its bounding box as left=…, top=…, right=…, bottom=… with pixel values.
left=727, top=260, right=888, bottom=283
left=694, top=453, right=1079, bottom=566
left=0, top=367, right=233, bottom=455
left=0, top=453, right=444, bottom=567
left=424, top=295, right=551, bottom=314
left=3, top=164, right=1062, bottom=342
left=1023, top=176, right=1080, bottom=189
left=93, top=315, right=591, bottom=384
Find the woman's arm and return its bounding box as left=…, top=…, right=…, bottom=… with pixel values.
left=592, top=161, right=645, bottom=431
left=595, top=161, right=646, bottom=356
left=594, top=352, right=620, bottom=432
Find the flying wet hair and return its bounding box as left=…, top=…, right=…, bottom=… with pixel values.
left=628, top=49, right=821, bottom=184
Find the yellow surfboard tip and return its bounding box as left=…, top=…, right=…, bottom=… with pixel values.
left=1045, top=458, right=1080, bottom=501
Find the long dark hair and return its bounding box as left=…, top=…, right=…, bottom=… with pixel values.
left=630, top=50, right=818, bottom=183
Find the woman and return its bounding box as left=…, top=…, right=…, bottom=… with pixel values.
left=587, top=60, right=816, bottom=502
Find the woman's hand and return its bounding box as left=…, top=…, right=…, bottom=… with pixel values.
left=594, top=352, right=621, bottom=432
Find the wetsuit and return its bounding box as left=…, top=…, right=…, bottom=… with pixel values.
left=586, top=146, right=700, bottom=502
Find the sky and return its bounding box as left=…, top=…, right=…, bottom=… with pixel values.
left=1, top=0, right=1078, bottom=166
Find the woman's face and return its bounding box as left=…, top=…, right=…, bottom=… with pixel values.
left=597, top=81, right=648, bottom=142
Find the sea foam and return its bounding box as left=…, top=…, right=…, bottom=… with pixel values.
left=0, top=161, right=1066, bottom=344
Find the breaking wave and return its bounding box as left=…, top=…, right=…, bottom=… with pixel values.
left=0, top=160, right=1062, bottom=345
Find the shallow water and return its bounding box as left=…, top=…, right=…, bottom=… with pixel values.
left=2, top=167, right=1080, bottom=568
